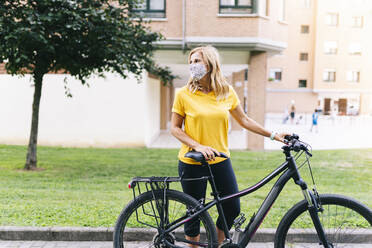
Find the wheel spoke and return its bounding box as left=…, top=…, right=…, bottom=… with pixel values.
left=114, top=190, right=217, bottom=248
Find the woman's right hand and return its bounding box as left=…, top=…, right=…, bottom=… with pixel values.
left=193, top=144, right=220, bottom=161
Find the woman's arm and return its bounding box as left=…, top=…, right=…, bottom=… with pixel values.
left=230, top=105, right=286, bottom=143
left=170, top=112, right=220, bottom=161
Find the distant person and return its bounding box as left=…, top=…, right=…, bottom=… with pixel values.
left=282, top=107, right=289, bottom=124
left=310, top=109, right=319, bottom=133
left=290, top=101, right=296, bottom=124
left=331, top=107, right=337, bottom=125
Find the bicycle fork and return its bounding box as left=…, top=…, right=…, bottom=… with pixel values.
left=300, top=184, right=332, bottom=248
left=287, top=153, right=332, bottom=248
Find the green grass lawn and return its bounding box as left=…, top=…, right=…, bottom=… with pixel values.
left=0, top=144, right=371, bottom=228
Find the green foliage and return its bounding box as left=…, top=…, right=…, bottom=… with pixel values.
left=0, top=145, right=371, bottom=227
left=0, top=0, right=175, bottom=84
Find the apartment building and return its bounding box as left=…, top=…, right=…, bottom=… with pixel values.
left=267, top=0, right=372, bottom=116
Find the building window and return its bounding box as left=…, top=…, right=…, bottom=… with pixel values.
left=302, top=0, right=311, bottom=8
left=298, top=79, right=307, bottom=88
left=269, top=68, right=282, bottom=82
left=349, top=43, right=362, bottom=55
left=133, top=0, right=166, bottom=18
left=301, top=25, right=309, bottom=33
left=347, top=71, right=360, bottom=82
left=299, top=53, right=308, bottom=61
left=352, top=16, right=364, bottom=27
left=258, top=0, right=269, bottom=16
left=326, top=13, right=338, bottom=26
left=323, top=69, right=336, bottom=82
left=279, top=0, right=286, bottom=21
left=324, top=41, right=338, bottom=54
left=219, top=0, right=256, bottom=14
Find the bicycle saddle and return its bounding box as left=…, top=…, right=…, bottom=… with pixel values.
left=184, top=151, right=228, bottom=163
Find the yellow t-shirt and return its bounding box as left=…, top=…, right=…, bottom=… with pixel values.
left=172, top=85, right=240, bottom=165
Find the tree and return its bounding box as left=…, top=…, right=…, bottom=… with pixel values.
left=0, top=0, right=174, bottom=170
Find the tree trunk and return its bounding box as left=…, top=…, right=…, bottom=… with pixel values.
left=25, top=72, right=44, bottom=170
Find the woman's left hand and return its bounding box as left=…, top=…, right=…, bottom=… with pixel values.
left=275, top=133, right=291, bottom=143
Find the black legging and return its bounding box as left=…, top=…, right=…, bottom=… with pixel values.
left=178, top=159, right=240, bottom=237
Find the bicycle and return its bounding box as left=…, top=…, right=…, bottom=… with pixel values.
left=114, top=134, right=372, bottom=248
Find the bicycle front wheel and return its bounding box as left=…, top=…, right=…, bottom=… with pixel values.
left=113, top=189, right=218, bottom=248
left=275, top=194, right=372, bottom=248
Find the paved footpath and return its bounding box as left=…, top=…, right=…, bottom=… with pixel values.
left=264, top=114, right=372, bottom=150
left=0, top=241, right=274, bottom=248
left=151, top=115, right=372, bottom=150
left=1, top=242, right=371, bottom=248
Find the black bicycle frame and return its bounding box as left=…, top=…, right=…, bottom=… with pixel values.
left=164, top=150, right=330, bottom=248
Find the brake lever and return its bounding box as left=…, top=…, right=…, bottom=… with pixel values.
left=300, top=144, right=313, bottom=157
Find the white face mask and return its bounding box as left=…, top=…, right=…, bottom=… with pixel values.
left=189, top=63, right=208, bottom=81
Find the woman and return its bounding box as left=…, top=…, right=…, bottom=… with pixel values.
left=170, top=46, right=287, bottom=245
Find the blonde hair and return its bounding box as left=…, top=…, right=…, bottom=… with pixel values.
left=187, top=46, right=230, bottom=100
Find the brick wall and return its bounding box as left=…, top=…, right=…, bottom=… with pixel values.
left=0, top=63, right=6, bottom=74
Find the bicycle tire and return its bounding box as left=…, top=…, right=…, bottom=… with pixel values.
left=274, top=194, right=372, bottom=248
left=113, top=189, right=218, bottom=248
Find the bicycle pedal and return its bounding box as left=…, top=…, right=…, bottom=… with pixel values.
left=233, top=213, right=246, bottom=229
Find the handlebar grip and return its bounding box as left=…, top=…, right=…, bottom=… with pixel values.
left=304, top=149, right=313, bottom=157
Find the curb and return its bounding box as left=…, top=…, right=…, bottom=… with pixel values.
left=1, top=227, right=372, bottom=243
left=0, top=226, right=113, bottom=241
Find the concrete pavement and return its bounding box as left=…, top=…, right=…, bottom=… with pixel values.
left=264, top=114, right=372, bottom=150
left=0, top=241, right=274, bottom=248
left=1, top=241, right=372, bottom=248
left=1, top=227, right=372, bottom=247
left=0, top=241, right=270, bottom=248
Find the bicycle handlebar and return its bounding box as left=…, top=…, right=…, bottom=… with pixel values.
left=184, top=135, right=311, bottom=163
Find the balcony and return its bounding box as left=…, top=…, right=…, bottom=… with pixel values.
left=142, top=0, right=287, bottom=53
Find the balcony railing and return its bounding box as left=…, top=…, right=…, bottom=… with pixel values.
left=219, top=0, right=257, bottom=14
left=133, top=0, right=166, bottom=18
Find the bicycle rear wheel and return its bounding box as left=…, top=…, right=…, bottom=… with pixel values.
left=114, top=189, right=217, bottom=248
left=275, top=194, right=372, bottom=248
